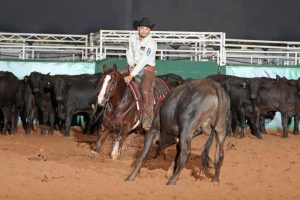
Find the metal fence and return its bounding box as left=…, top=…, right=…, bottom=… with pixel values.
left=0, top=30, right=300, bottom=66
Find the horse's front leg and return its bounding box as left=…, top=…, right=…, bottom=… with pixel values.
left=88, top=124, right=110, bottom=158
left=111, top=124, right=131, bottom=160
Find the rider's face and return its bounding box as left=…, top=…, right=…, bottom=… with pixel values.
left=137, top=26, right=150, bottom=39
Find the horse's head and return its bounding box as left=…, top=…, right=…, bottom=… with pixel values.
left=97, top=63, right=121, bottom=106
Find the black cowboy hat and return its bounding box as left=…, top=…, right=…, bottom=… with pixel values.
left=133, top=17, right=155, bottom=29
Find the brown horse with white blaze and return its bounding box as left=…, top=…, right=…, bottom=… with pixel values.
left=92, top=64, right=181, bottom=160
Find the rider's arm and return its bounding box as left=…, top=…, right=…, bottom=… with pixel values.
left=126, top=36, right=135, bottom=67
left=130, top=40, right=157, bottom=77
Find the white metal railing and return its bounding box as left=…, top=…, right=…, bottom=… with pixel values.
left=0, top=43, right=97, bottom=60
left=225, top=39, right=300, bottom=65
left=0, top=30, right=300, bottom=66
left=0, top=32, right=92, bottom=61
left=0, top=32, right=87, bottom=44
left=226, top=50, right=300, bottom=65
left=103, top=46, right=220, bottom=63
left=90, top=30, right=226, bottom=65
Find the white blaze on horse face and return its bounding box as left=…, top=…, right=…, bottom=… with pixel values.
left=97, top=75, right=111, bottom=105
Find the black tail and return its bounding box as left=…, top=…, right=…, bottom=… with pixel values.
left=200, top=130, right=215, bottom=170
left=200, top=81, right=225, bottom=170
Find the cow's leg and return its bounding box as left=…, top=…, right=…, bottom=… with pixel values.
left=212, top=129, right=226, bottom=182
left=238, top=108, right=246, bottom=138
left=260, top=115, right=267, bottom=134
left=41, top=110, right=49, bottom=135
left=20, top=110, right=28, bottom=134
left=48, top=108, right=55, bottom=135
left=231, top=110, right=240, bottom=137
left=253, top=106, right=262, bottom=139
left=293, top=115, right=299, bottom=135
left=11, top=105, right=18, bottom=134
left=225, top=110, right=233, bottom=136
left=64, top=110, right=73, bottom=137
left=2, top=106, right=11, bottom=134
left=281, top=112, right=289, bottom=138
left=26, top=109, right=33, bottom=134
left=167, top=134, right=192, bottom=185
left=126, top=129, right=157, bottom=181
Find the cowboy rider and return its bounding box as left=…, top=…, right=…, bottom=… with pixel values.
left=124, top=17, right=157, bottom=131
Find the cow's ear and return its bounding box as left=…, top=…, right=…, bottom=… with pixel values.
left=276, top=75, right=281, bottom=81
left=112, top=63, right=118, bottom=71
left=103, top=64, right=108, bottom=72
left=24, top=75, right=29, bottom=83
left=240, top=81, right=247, bottom=88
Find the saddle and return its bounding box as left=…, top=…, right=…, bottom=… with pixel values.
left=128, top=76, right=171, bottom=114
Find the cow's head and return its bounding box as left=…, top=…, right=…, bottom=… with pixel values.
left=47, top=77, right=70, bottom=102
left=28, top=72, right=51, bottom=93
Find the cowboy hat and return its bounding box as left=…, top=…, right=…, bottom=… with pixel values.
left=133, top=17, right=155, bottom=29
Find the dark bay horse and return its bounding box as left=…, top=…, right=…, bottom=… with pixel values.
left=91, top=64, right=182, bottom=160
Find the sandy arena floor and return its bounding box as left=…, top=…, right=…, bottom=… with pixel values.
left=0, top=126, right=300, bottom=200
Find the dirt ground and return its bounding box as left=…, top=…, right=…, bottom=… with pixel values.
left=0, top=126, right=300, bottom=200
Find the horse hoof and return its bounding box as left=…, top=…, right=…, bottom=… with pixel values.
left=213, top=181, right=220, bottom=186
left=88, top=150, right=98, bottom=158
left=111, top=153, right=120, bottom=160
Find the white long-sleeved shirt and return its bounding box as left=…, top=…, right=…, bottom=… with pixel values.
left=126, top=33, right=157, bottom=76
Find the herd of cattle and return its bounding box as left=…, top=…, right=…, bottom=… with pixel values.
left=1, top=69, right=300, bottom=184
left=0, top=71, right=102, bottom=136
left=0, top=70, right=299, bottom=139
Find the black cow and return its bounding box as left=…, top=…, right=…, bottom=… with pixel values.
left=16, top=77, right=37, bottom=134
left=126, top=78, right=230, bottom=185
left=48, top=73, right=101, bottom=136
left=157, top=73, right=185, bottom=88
left=249, top=76, right=299, bottom=138
left=271, top=76, right=300, bottom=135
left=28, top=72, right=55, bottom=135
left=0, top=71, right=20, bottom=134
left=208, top=74, right=253, bottom=138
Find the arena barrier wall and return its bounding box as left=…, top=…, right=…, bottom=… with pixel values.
left=0, top=60, right=95, bottom=79
left=0, top=59, right=219, bottom=79
left=96, top=58, right=219, bottom=79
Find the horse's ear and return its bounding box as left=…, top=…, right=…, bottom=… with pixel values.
left=112, top=63, right=118, bottom=71
left=103, top=64, right=108, bottom=72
